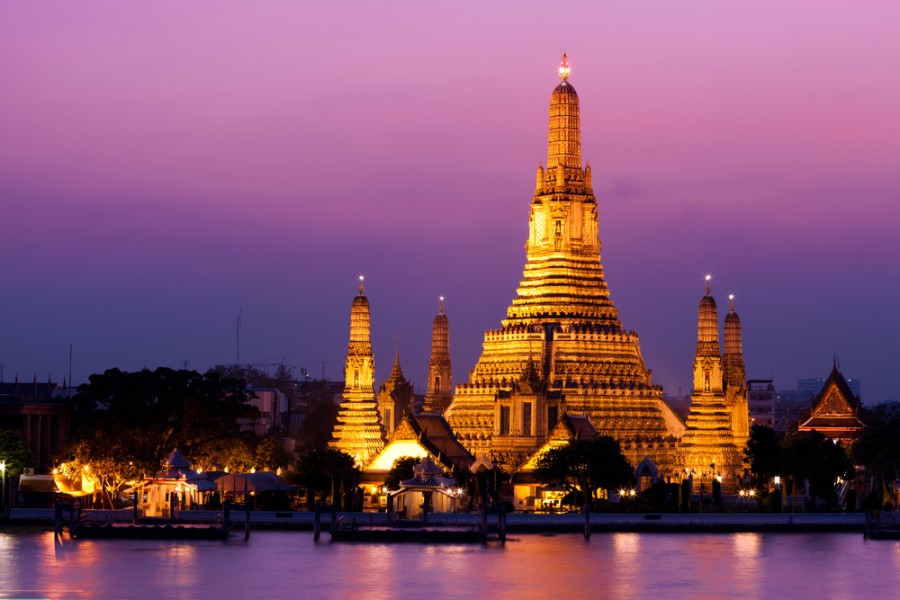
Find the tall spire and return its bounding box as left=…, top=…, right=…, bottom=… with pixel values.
left=379, top=336, right=414, bottom=436
left=697, top=275, right=719, bottom=351
left=447, top=56, right=683, bottom=470
left=329, top=277, right=384, bottom=465
left=424, top=296, right=452, bottom=414
left=546, top=53, right=581, bottom=172
left=723, top=293, right=749, bottom=442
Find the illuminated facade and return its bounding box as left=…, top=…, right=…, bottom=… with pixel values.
left=445, top=55, right=683, bottom=469
left=797, top=363, right=865, bottom=443
left=423, top=297, right=452, bottom=414
left=329, top=277, right=385, bottom=465
left=377, top=344, right=415, bottom=436
left=723, top=294, right=749, bottom=445
left=677, top=278, right=743, bottom=487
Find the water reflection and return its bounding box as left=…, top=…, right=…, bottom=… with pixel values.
left=1, top=531, right=899, bottom=598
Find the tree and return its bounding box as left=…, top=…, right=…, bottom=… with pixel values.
left=853, top=402, right=900, bottom=480
left=852, top=402, right=900, bottom=510
left=782, top=430, right=853, bottom=509
left=744, top=424, right=783, bottom=485
left=0, top=430, right=34, bottom=476
left=384, top=456, right=420, bottom=491
left=296, top=381, right=339, bottom=450
left=294, top=448, right=359, bottom=510
left=533, top=437, right=633, bottom=511
left=64, top=367, right=259, bottom=505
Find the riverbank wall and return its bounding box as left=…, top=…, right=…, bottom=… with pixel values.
left=4, top=508, right=866, bottom=533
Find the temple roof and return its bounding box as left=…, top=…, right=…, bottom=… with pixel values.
left=798, top=364, right=865, bottom=438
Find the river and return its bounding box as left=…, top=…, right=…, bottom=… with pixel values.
left=1, top=529, right=898, bottom=599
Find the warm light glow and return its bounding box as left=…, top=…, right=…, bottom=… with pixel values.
left=250, top=468, right=256, bottom=474
left=629, top=489, right=636, bottom=497
left=705, top=274, right=712, bottom=282
left=728, top=294, right=735, bottom=301
left=717, top=475, right=723, bottom=483
left=558, top=53, right=571, bottom=80
left=83, top=465, right=90, bottom=472
left=774, top=476, right=780, bottom=485
left=366, top=440, right=429, bottom=471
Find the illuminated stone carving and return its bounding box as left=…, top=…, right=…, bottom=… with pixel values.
left=678, top=277, right=743, bottom=488
left=723, top=294, right=749, bottom=445
left=423, top=297, right=453, bottom=414
left=329, top=277, right=385, bottom=465
left=378, top=341, right=414, bottom=436
left=446, top=56, right=683, bottom=469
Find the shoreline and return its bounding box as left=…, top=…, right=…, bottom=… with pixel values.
left=2, top=508, right=867, bottom=534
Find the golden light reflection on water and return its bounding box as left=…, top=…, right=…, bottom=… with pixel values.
left=3, top=531, right=900, bottom=598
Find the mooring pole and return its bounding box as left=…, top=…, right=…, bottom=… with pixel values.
left=584, top=499, right=591, bottom=540
left=244, top=477, right=250, bottom=540
left=313, top=502, right=321, bottom=541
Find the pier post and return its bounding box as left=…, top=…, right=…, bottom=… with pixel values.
left=223, top=501, right=231, bottom=535
left=584, top=498, right=591, bottom=540
left=498, top=509, right=507, bottom=544
left=313, top=502, right=321, bottom=541
left=54, top=501, right=62, bottom=535
left=244, top=477, right=250, bottom=540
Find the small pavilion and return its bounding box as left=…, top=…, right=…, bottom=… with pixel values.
left=389, top=457, right=464, bottom=519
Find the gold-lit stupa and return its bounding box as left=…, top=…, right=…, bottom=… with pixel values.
left=329, top=277, right=385, bottom=465
left=445, top=55, right=684, bottom=468
left=423, top=297, right=452, bottom=414
left=677, top=277, right=743, bottom=487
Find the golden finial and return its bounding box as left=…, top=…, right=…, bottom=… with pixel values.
left=439, top=296, right=445, bottom=314
left=704, top=274, right=712, bottom=295
left=558, top=52, right=571, bottom=81
left=728, top=293, right=735, bottom=311
left=358, top=275, right=365, bottom=295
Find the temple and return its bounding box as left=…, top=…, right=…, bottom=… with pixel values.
left=445, top=54, right=684, bottom=469
left=423, top=297, right=452, bottom=414
left=677, top=277, right=743, bottom=488
left=377, top=341, right=415, bottom=437
left=329, top=277, right=385, bottom=465
left=797, top=362, right=865, bottom=443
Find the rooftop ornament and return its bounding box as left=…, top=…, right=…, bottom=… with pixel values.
left=558, top=53, right=571, bottom=81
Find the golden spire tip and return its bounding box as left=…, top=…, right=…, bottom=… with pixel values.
left=558, top=52, right=571, bottom=81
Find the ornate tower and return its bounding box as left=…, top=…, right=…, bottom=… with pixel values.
left=378, top=341, right=415, bottom=436
left=329, top=277, right=385, bottom=465
left=446, top=55, right=683, bottom=469
left=678, top=276, right=743, bottom=488
left=723, top=294, right=749, bottom=444
left=423, top=296, right=452, bottom=414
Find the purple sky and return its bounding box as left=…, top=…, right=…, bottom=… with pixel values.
left=2, top=2, right=899, bottom=403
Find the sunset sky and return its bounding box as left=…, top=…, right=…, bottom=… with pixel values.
left=2, top=2, right=898, bottom=402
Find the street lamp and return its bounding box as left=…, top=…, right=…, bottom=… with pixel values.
left=0, top=461, right=6, bottom=516
left=774, top=475, right=783, bottom=513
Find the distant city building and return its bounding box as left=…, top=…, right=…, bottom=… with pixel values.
left=798, top=376, right=860, bottom=398
left=0, top=379, right=70, bottom=472
left=240, top=388, right=287, bottom=436
left=747, top=379, right=776, bottom=428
